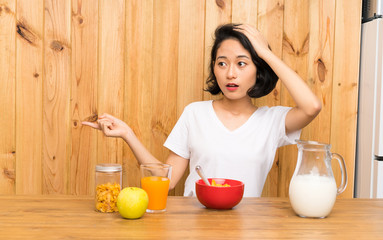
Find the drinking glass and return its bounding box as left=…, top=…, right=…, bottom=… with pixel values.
left=140, top=163, right=172, bottom=213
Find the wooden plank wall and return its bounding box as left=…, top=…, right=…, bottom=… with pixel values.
left=0, top=0, right=16, bottom=195
left=15, top=0, right=43, bottom=194
left=0, top=0, right=362, bottom=198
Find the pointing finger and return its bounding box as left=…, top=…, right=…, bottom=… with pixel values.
left=82, top=121, right=101, bottom=129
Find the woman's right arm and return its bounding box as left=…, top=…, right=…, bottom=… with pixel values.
left=120, top=122, right=190, bottom=189
left=82, top=113, right=189, bottom=189
left=82, top=113, right=159, bottom=165
left=121, top=126, right=189, bottom=190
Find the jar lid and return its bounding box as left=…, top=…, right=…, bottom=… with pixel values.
left=96, top=163, right=122, bottom=172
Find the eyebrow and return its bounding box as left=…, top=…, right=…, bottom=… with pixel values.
left=216, top=55, right=250, bottom=60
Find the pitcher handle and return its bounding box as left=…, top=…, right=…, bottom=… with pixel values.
left=332, top=153, right=348, bottom=195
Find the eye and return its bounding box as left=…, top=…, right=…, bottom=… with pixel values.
left=238, top=61, right=247, bottom=67
left=217, top=62, right=227, bottom=67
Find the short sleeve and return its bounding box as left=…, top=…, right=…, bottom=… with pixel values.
left=163, top=106, right=191, bottom=159
left=275, top=107, right=301, bottom=147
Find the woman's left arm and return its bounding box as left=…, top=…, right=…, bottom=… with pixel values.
left=236, top=24, right=322, bottom=133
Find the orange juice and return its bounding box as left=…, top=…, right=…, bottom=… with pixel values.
left=141, top=176, right=170, bottom=210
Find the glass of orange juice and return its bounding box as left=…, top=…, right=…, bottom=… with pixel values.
left=140, top=163, right=172, bottom=213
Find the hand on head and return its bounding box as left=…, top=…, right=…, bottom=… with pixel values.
left=82, top=113, right=130, bottom=138
left=234, top=24, right=270, bottom=58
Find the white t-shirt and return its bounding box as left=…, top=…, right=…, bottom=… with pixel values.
left=163, top=100, right=301, bottom=197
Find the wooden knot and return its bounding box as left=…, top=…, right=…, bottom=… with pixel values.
left=316, top=58, right=327, bottom=82
left=84, top=114, right=98, bottom=122
left=277, top=2, right=284, bottom=10
left=282, top=33, right=295, bottom=55
left=0, top=4, right=11, bottom=14
left=300, top=34, right=309, bottom=56
left=16, top=20, right=39, bottom=46
left=215, top=0, right=225, bottom=9
left=273, top=89, right=279, bottom=99
left=3, top=168, right=15, bottom=181
left=50, top=40, right=64, bottom=52
left=77, top=16, right=84, bottom=24
left=4, top=5, right=11, bottom=14
left=34, top=72, right=39, bottom=78
left=151, top=120, right=168, bottom=138
left=283, top=32, right=309, bottom=57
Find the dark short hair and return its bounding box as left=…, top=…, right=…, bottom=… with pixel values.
left=205, top=23, right=278, bottom=98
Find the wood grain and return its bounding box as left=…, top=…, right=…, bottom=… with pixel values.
left=173, top=0, right=206, bottom=196
left=304, top=0, right=335, bottom=144
left=0, top=0, right=16, bottom=194
left=232, top=0, right=257, bottom=25
left=330, top=0, right=362, bottom=198
left=0, top=196, right=382, bottom=239
left=97, top=0, right=125, bottom=167
left=43, top=0, right=71, bottom=194
left=256, top=0, right=283, bottom=107
left=203, top=0, right=232, bottom=101
left=279, top=0, right=310, bottom=197
left=150, top=0, right=179, bottom=166
left=0, top=0, right=363, bottom=198
left=71, top=0, right=98, bottom=195
left=125, top=0, right=154, bottom=188
left=15, top=0, right=43, bottom=194
left=125, top=0, right=180, bottom=190
left=256, top=0, right=284, bottom=197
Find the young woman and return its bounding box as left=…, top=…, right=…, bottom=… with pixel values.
left=82, top=24, right=321, bottom=197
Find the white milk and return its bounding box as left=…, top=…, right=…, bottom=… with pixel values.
left=289, top=174, right=337, bottom=218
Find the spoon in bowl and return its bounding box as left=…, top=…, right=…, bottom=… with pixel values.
left=195, top=165, right=211, bottom=186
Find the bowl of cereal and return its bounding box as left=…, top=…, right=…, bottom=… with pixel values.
left=195, top=178, right=244, bottom=210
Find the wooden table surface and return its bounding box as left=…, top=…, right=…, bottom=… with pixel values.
left=0, top=196, right=382, bottom=239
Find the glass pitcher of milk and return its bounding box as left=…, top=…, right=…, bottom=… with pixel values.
left=289, top=140, right=347, bottom=218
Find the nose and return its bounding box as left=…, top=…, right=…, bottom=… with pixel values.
left=227, top=65, right=237, bottom=79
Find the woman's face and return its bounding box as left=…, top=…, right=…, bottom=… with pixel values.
left=213, top=38, right=257, bottom=101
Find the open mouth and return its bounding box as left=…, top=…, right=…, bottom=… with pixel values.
left=226, top=83, right=239, bottom=91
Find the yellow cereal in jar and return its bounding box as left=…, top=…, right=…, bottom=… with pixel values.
left=95, top=182, right=121, bottom=212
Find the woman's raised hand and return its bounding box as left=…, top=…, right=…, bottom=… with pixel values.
left=234, top=24, right=270, bottom=58
left=82, top=113, right=131, bottom=138
left=233, top=25, right=322, bottom=133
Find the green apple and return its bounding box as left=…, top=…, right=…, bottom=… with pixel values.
left=117, top=187, right=149, bottom=219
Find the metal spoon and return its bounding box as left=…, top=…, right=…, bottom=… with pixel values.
left=195, top=165, right=211, bottom=186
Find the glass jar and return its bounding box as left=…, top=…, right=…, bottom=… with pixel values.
left=95, top=163, right=122, bottom=213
